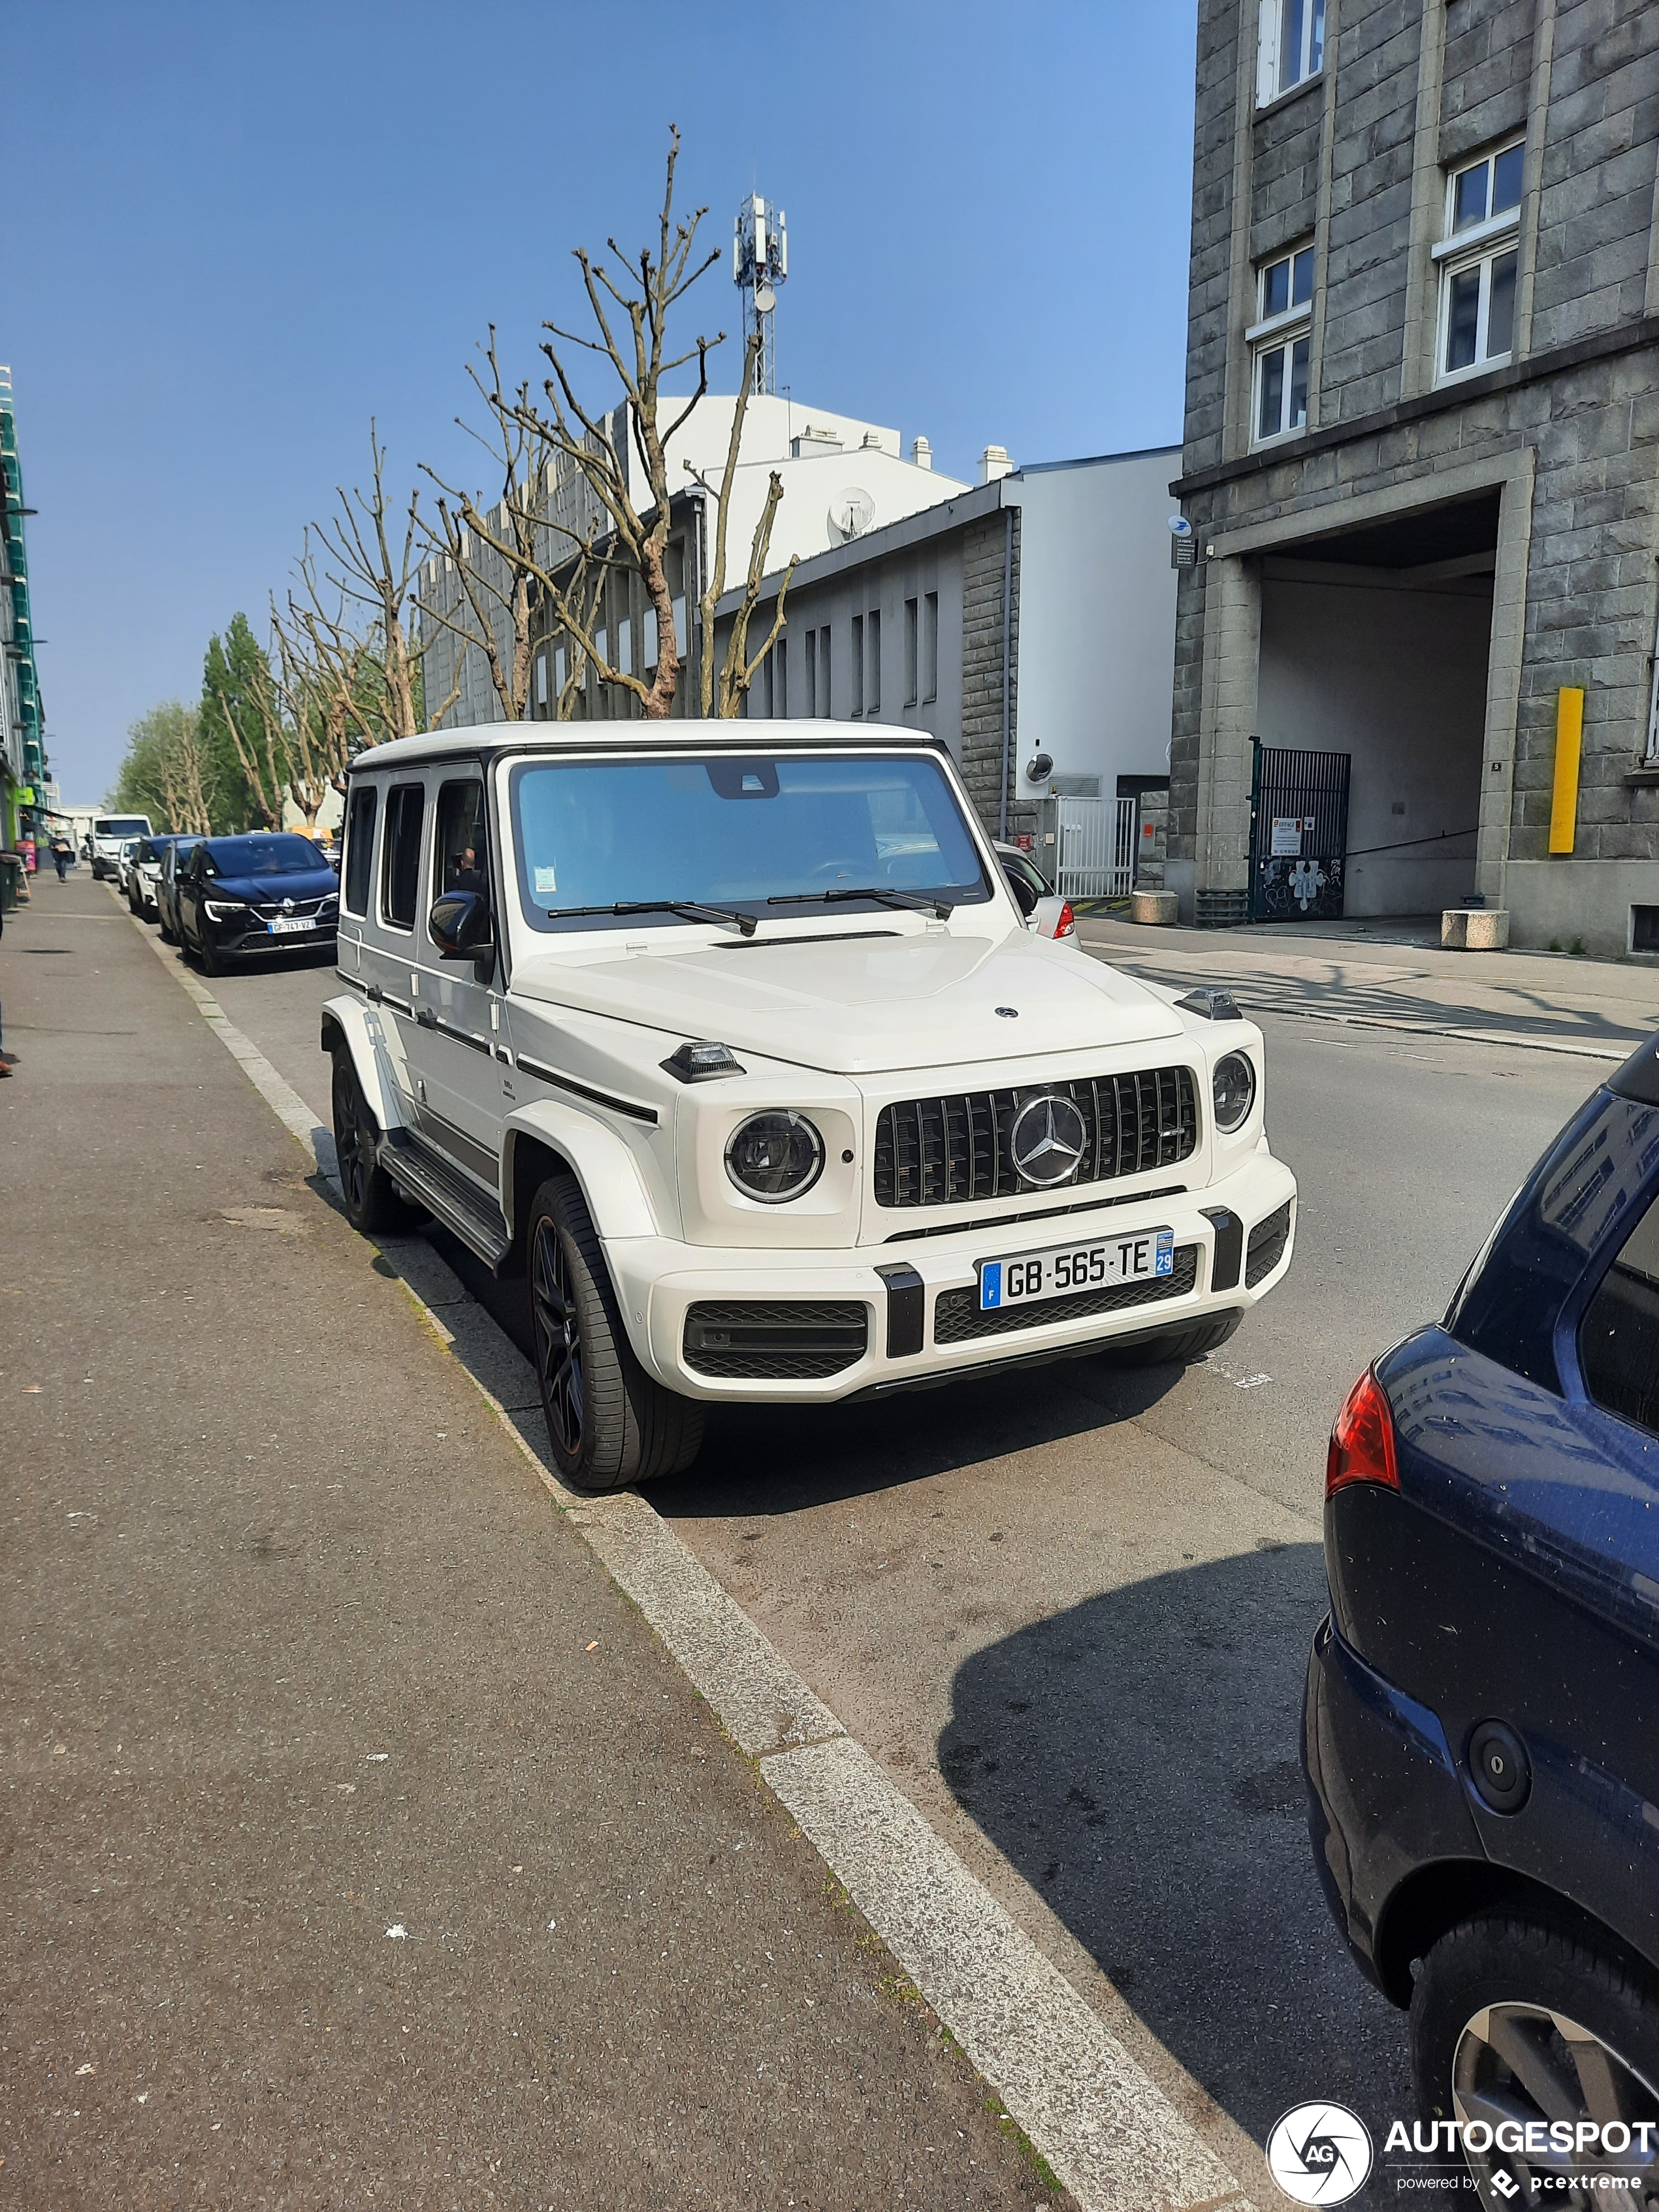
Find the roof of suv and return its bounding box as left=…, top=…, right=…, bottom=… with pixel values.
left=351, top=717, right=942, bottom=773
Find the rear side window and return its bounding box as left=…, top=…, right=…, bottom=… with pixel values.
left=343, top=785, right=378, bottom=916
left=433, top=780, right=488, bottom=900
left=381, top=783, right=425, bottom=930
left=1581, top=1199, right=1659, bottom=1435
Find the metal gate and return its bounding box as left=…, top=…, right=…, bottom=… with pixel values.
left=1248, top=745, right=1351, bottom=922
left=1057, top=795, right=1136, bottom=899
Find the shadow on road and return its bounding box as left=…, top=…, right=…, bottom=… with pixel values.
left=937, top=1546, right=1413, bottom=2167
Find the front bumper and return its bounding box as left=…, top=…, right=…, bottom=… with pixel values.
left=1302, top=1612, right=1486, bottom=2005
left=205, top=916, right=338, bottom=958
left=607, top=1145, right=1296, bottom=1402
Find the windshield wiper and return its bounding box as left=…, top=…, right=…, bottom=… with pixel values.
left=544, top=899, right=758, bottom=938
left=767, top=886, right=956, bottom=920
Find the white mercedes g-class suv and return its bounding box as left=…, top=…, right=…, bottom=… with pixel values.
left=321, top=720, right=1295, bottom=1491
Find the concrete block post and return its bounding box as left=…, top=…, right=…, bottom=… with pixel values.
left=1195, top=553, right=1261, bottom=912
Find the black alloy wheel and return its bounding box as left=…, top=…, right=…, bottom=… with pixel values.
left=330, top=1050, right=406, bottom=1233
left=531, top=1211, right=585, bottom=1465
left=525, top=1174, right=702, bottom=1492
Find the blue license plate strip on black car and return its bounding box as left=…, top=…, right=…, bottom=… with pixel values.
left=978, top=1227, right=1175, bottom=1311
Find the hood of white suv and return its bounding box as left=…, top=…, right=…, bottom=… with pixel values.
left=511, top=926, right=1185, bottom=1074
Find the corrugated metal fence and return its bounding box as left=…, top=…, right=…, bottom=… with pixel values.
left=1057, top=796, right=1136, bottom=899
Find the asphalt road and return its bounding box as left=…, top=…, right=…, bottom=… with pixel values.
left=170, top=914, right=1602, bottom=2199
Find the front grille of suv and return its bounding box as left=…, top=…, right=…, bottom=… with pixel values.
left=933, top=1243, right=1200, bottom=1344
left=873, top=1067, right=1199, bottom=1210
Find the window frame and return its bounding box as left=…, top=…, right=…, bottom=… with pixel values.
left=922, top=593, right=939, bottom=705
left=342, top=782, right=378, bottom=917
left=904, top=597, right=919, bottom=707
left=1248, top=242, right=1315, bottom=449
left=379, top=780, right=426, bottom=934
left=867, top=608, right=881, bottom=714
left=428, top=777, right=488, bottom=927
left=1434, top=141, right=1524, bottom=387
left=850, top=613, right=864, bottom=716
left=1257, top=0, right=1325, bottom=106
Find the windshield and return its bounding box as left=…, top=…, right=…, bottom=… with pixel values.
left=205, top=834, right=329, bottom=878
left=97, top=817, right=149, bottom=837
left=510, top=751, right=990, bottom=934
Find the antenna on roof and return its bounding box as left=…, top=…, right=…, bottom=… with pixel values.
left=733, top=195, right=787, bottom=396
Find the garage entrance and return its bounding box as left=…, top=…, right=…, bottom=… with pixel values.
left=1255, top=492, right=1498, bottom=919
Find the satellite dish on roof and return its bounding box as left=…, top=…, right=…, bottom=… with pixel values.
left=829, top=487, right=877, bottom=544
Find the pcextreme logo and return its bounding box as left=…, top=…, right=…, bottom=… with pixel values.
left=1266, top=2101, right=1376, bottom=2204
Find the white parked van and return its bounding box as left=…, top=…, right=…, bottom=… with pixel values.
left=88, top=813, right=152, bottom=880
left=321, top=720, right=1295, bottom=1490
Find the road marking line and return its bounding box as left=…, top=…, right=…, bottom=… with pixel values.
left=121, top=885, right=1255, bottom=2212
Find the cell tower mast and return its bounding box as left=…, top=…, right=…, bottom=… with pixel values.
left=733, top=194, right=787, bottom=396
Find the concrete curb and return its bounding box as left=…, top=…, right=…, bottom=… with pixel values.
left=120, top=894, right=1255, bottom=2212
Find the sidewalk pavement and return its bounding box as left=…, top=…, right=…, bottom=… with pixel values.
left=0, top=870, right=1063, bottom=2208
left=1078, top=912, right=1659, bottom=1061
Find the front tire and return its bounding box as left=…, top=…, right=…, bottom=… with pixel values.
left=1412, top=1909, right=1659, bottom=2198
left=195, top=929, right=223, bottom=976
left=527, top=1174, right=701, bottom=1492
left=331, top=1050, right=407, bottom=1234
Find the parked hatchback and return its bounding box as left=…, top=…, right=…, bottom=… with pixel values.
left=127, top=834, right=185, bottom=922
left=177, top=833, right=338, bottom=974
left=1304, top=1036, right=1659, bottom=2202
left=155, top=836, right=201, bottom=945
left=993, top=840, right=1075, bottom=940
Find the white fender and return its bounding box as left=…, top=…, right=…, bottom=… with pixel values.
left=502, top=1100, right=659, bottom=1242
left=319, top=993, right=402, bottom=1138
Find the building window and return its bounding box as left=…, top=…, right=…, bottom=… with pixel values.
left=850, top=615, right=864, bottom=715
left=817, top=625, right=831, bottom=717
left=922, top=593, right=939, bottom=703
left=1249, top=244, right=1313, bottom=444
left=643, top=607, right=659, bottom=670
left=775, top=634, right=788, bottom=718
left=803, top=628, right=816, bottom=717
left=1435, top=142, right=1522, bottom=381
left=555, top=645, right=567, bottom=698
left=617, top=616, right=633, bottom=677
left=1257, top=0, right=1324, bottom=105
left=867, top=609, right=881, bottom=714
left=534, top=653, right=548, bottom=711
left=904, top=597, right=918, bottom=706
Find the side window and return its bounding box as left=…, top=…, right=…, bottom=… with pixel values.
left=343, top=784, right=377, bottom=916
left=381, top=782, right=425, bottom=931
left=1581, top=1199, right=1659, bottom=1435
left=432, top=781, right=489, bottom=909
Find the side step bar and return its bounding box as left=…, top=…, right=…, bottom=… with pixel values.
left=378, top=1127, right=512, bottom=1271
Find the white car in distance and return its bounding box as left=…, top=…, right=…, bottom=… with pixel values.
left=88, top=813, right=152, bottom=881
left=322, top=720, right=1297, bottom=1491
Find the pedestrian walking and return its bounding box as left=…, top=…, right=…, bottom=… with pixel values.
left=50, top=833, right=71, bottom=882
left=0, top=897, right=14, bottom=1076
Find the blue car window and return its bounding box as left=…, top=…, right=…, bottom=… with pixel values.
left=1581, top=1198, right=1659, bottom=1435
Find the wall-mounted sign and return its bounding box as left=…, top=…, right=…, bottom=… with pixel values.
left=1270, top=816, right=1305, bottom=857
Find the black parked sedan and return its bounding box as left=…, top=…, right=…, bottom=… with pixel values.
left=1305, top=1034, right=1659, bottom=2203
left=176, top=833, right=338, bottom=974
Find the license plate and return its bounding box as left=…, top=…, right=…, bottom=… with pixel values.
left=267, top=916, right=316, bottom=935
left=979, top=1226, right=1174, bottom=1311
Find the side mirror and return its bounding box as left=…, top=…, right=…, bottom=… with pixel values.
left=1003, top=864, right=1040, bottom=920
left=429, top=889, right=494, bottom=961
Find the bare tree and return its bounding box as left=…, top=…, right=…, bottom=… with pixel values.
left=436, top=127, right=796, bottom=722
left=156, top=707, right=219, bottom=835
left=310, top=426, right=452, bottom=739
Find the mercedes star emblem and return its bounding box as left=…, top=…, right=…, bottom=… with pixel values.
left=1009, top=1093, right=1087, bottom=1188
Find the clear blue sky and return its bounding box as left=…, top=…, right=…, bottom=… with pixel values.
left=6, top=0, right=1198, bottom=801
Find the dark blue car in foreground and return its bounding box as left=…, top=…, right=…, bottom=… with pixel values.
left=1305, top=1034, right=1659, bottom=2205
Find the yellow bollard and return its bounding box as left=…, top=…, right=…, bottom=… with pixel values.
left=1549, top=687, right=1584, bottom=856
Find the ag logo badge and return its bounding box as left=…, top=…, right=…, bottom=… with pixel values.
left=1265, top=2102, right=1374, bottom=2204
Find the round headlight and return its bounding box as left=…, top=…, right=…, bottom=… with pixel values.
left=1212, top=1052, right=1256, bottom=1134
left=725, top=1111, right=826, bottom=1204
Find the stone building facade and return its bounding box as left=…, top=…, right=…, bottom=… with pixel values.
left=1170, top=0, right=1659, bottom=954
